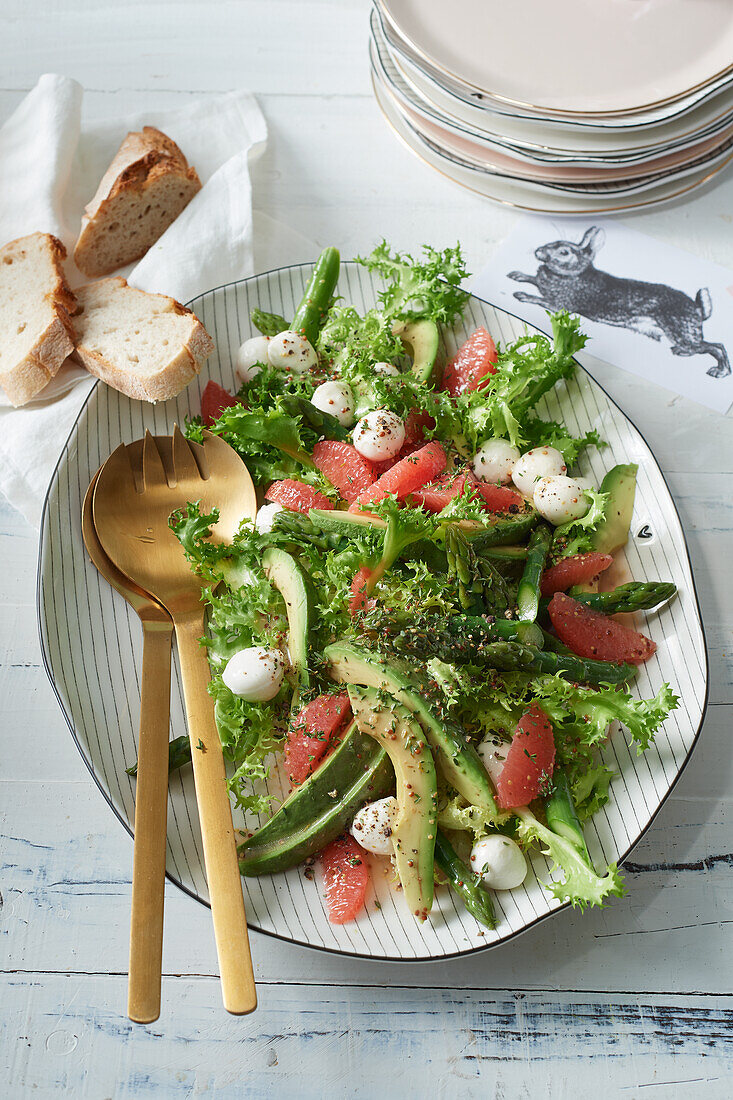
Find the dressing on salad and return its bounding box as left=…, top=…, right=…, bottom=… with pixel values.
left=153, top=242, right=679, bottom=930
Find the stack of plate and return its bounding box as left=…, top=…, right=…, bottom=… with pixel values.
left=370, top=0, right=733, bottom=213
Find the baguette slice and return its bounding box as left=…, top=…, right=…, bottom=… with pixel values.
left=74, top=127, right=202, bottom=277
left=72, top=278, right=214, bottom=402
left=0, top=233, right=77, bottom=407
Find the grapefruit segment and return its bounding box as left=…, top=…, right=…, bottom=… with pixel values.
left=201, top=380, right=240, bottom=426
left=495, top=704, right=555, bottom=810
left=442, top=328, right=498, bottom=396
left=265, top=479, right=334, bottom=514
left=320, top=835, right=370, bottom=924
left=285, top=693, right=352, bottom=785
left=548, top=592, right=657, bottom=664
left=540, top=553, right=614, bottom=597
left=312, top=440, right=376, bottom=504
left=349, top=441, right=447, bottom=513
left=349, top=566, right=376, bottom=617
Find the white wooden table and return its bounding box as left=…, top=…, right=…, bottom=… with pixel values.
left=2, top=2, right=732, bottom=1095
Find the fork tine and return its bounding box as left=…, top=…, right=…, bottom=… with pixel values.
left=171, top=424, right=202, bottom=486
left=93, top=441, right=138, bottom=501
left=141, top=430, right=169, bottom=492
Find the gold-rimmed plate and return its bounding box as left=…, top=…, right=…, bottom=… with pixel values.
left=378, top=0, right=733, bottom=118
left=373, top=68, right=733, bottom=216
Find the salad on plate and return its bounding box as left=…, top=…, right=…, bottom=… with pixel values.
left=150, top=243, right=679, bottom=930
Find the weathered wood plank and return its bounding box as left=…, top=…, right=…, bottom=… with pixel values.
left=3, top=974, right=731, bottom=1098
left=0, top=0, right=370, bottom=96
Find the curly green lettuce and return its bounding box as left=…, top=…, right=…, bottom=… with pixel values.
left=356, top=240, right=470, bottom=324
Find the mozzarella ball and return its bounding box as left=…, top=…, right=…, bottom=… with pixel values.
left=353, top=408, right=405, bottom=461
left=350, top=796, right=399, bottom=856
left=222, top=646, right=284, bottom=702
left=236, top=335, right=270, bottom=383
left=267, top=330, right=318, bottom=373
left=255, top=502, right=283, bottom=534
left=470, top=834, right=528, bottom=891
left=512, top=446, right=567, bottom=497
left=373, top=361, right=401, bottom=377
left=311, top=380, right=355, bottom=426
left=472, top=439, right=520, bottom=484
left=533, top=475, right=590, bottom=526
left=477, top=737, right=508, bottom=785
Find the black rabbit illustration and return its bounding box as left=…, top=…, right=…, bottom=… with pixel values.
left=508, top=226, right=730, bottom=378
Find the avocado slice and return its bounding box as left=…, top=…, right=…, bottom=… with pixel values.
left=239, top=721, right=394, bottom=875
left=262, top=547, right=314, bottom=690
left=309, top=508, right=386, bottom=535
left=592, top=463, right=638, bottom=555
left=393, top=319, right=441, bottom=384
left=347, top=685, right=437, bottom=920
left=325, top=641, right=497, bottom=817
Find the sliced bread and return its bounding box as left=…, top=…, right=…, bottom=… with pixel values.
left=0, top=232, right=77, bottom=407
left=72, top=277, right=214, bottom=402
left=74, top=127, right=202, bottom=278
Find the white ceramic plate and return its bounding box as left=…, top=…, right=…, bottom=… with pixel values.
left=379, top=73, right=733, bottom=197
left=373, top=44, right=733, bottom=190
left=378, top=0, right=733, bottom=116
left=377, top=6, right=733, bottom=136
left=373, top=70, right=733, bottom=215
left=38, top=264, right=708, bottom=961
left=371, top=14, right=733, bottom=166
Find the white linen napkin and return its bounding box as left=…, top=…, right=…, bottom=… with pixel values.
left=0, top=75, right=268, bottom=527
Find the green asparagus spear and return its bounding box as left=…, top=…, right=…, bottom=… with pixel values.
left=434, top=830, right=496, bottom=929
left=126, top=735, right=191, bottom=778
left=365, top=610, right=544, bottom=656
left=372, top=617, right=635, bottom=685
left=478, top=545, right=529, bottom=562
left=250, top=308, right=288, bottom=337
left=476, top=640, right=636, bottom=686
left=446, top=526, right=510, bottom=615
left=291, top=246, right=340, bottom=346
left=545, top=771, right=591, bottom=864
left=539, top=581, right=676, bottom=617
left=517, top=523, right=552, bottom=622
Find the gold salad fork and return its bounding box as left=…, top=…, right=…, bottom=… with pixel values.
left=92, top=427, right=258, bottom=1016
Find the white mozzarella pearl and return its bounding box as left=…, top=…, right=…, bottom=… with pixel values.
left=470, top=834, right=528, bottom=891
left=350, top=797, right=399, bottom=856
left=267, top=330, right=318, bottom=373
left=373, top=361, right=401, bottom=377
left=235, top=335, right=270, bottom=383
left=311, top=381, right=355, bottom=426
left=533, top=475, right=590, bottom=526
left=477, top=737, right=508, bottom=785
left=472, top=439, right=521, bottom=484
left=512, top=446, right=567, bottom=497
left=255, top=502, right=283, bottom=533
left=352, top=408, right=405, bottom=461
left=222, top=646, right=284, bottom=702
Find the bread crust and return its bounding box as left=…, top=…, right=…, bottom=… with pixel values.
left=0, top=233, right=77, bottom=407
left=72, top=277, right=214, bottom=403
left=74, top=127, right=202, bottom=277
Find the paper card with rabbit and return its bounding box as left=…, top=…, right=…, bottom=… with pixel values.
left=472, top=216, right=733, bottom=413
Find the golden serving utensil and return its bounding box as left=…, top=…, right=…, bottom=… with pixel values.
left=92, top=427, right=258, bottom=1016
left=82, top=470, right=173, bottom=1025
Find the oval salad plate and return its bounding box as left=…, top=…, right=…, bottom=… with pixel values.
left=38, top=262, right=708, bottom=961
